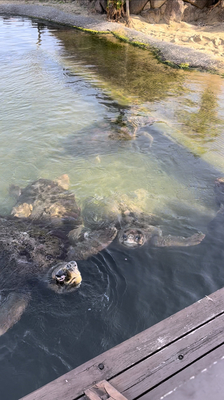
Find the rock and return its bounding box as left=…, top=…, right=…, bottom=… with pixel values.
left=130, top=0, right=149, bottom=14
left=163, top=0, right=186, bottom=23
left=142, top=1, right=151, bottom=11
left=182, top=3, right=204, bottom=21
left=95, top=0, right=107, bottom=14
left=214, top=37, right=221, bottom=46
left=183, top=0, right=209, bottom=8
left=100, top=0, right=107, bottom=12
left=151, top=0, right=167, bottom=8
left=192, top=34, right=203, bottom=42
left=95, top=0, right=103, bottom=13
left=141, top=4, right=166, bottom=23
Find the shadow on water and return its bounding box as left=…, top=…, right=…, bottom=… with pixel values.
left=1, top=16, right=224, bottom=400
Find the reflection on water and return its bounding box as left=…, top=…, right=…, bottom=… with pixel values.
left=178, top=86, right=222, bottom=140
left=53, top=28, right=185, bottom=104
left=153, top=73, right=224, bottom=168
left=1, top=15, right=224, bottom=400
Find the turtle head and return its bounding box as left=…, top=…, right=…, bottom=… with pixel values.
left=48, top=261, right=82, bottom=294
left=118, top=229, right=146, bottom=248
left=215, top=177, right=224, bottom=206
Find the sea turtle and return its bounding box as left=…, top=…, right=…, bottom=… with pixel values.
left=0, top=209, right=118, bottom=336
left=79, top=193, right=205, bottom=249
left=214, top=177, right=224, bottom=207
left=63, top=109, right=155, bottom=159
left=10, top=174, right=83, bottom=233
left=108, top=111, right=155, bottom=143
left=80, top=189, right=156, bottom=229
left=117, top=212, right=205, bottom=248
left=207, top=176, right=224, bottom=235
left=0, top=177, right=119, bottom=336
left=0, top=215, right=82, bottom=336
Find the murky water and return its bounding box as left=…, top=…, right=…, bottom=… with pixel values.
left=1, top=15, right=224, bottom=400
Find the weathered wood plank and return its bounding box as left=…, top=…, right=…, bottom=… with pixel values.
left=85, top=380, right=128, bottom=400
left=21, top=288, right=224, bottom=400
left=138, top=344, right=224, bottom=400
left=110, top=313, right=224, bottom=398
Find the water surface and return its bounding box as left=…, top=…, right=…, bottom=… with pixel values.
left=1, top=16, right=224, bottom=400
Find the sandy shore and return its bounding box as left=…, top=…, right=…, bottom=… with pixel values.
left=0, top=0, right=224, bottom=72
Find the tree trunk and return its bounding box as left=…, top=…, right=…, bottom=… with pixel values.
left=126, top=0, right=131, bottom=25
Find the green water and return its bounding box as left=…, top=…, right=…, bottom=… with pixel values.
left=2, top=16, right=224, bottom=400
left=54, top=27, right=224, bottom=171
left=2, top=18, right=224, bottom=220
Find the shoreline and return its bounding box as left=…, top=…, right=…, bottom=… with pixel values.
left=0, top=1, right=224, bottom=72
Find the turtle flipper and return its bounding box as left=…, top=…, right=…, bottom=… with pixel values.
left=67, top=226, right=117, bottom=260
left=0, top=292, right=30, bottom=336
left=67, top=225, right=85, bottom=244
left=152, top=232, right=205, bottom=247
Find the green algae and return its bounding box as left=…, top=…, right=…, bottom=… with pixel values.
left=73, top=25, right=109, bottom=34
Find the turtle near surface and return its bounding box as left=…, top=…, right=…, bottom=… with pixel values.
left=0, top=212, right=116, bottom=336
left=1, top=174, right=210, bottom=336
left=0, top=176, right=118, bottom=336
left=118, top=217, right=205, bottom=249
left=0, top=215, right=82, bottom=336
left=80, top=193, right=205, bottom=249
left=118, top=177, right=224, bottom=249
left=10, top=174, right=83, bottom=233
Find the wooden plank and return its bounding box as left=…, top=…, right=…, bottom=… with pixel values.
left=110, top=313, right=224, bottom=398
left=138, top=344, right=224, bottom=400
left=21, top=288, right=224, bottom=400
left=85, top=380, right=128, bottom=400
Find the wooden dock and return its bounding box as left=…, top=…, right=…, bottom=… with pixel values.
left=21, top=287, right=224, bottom=400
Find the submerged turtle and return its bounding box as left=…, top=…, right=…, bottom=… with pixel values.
left=206, top=176, right=224, bottom=235
left=63, top=109, right=155, bottom=159
left=10, top=174, right=83, bottom=232
left=80, top=189, right=155, bottom=229
left=108, top=111, right=155, bottom=143
left=214, top=177, right=224, bottom=207
left=80, top=193, right=205, bottom=249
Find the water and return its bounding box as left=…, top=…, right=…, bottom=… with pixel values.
left=1, top=15, right=224, bottom=400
